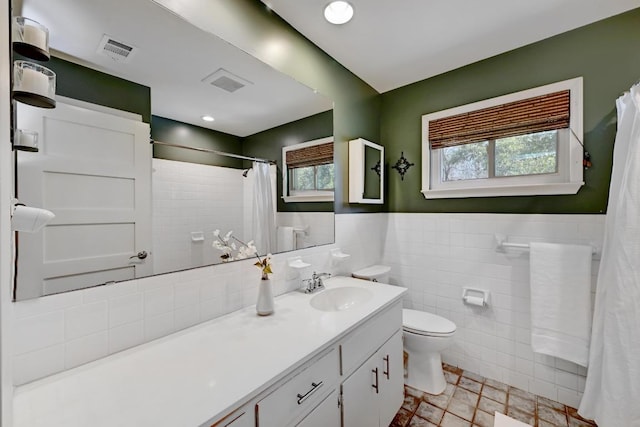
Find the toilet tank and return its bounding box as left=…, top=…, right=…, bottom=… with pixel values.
left=352, top=265, right=391, bottom=283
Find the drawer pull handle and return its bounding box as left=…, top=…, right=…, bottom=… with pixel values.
left=383, top=355, right=390, bottom=379
left=296, top=381, right=323, bottom=405
left=372, top=368, right=379, bottom=394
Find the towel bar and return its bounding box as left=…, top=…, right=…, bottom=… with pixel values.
left=494, top=234, right=600, bottom=258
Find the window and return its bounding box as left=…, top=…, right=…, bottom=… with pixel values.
left=282, top=137, right=334, bottom=202
left=422, top=78, right=584, bottom=199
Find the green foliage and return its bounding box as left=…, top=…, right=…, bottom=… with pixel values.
left=316, top=164, right=334, bottom=190
left=495, top=131, right=557, bottom=177
left=442, top=141, right=489, bottom=181
left=291, top=167, right=315, bottom=190
left=290, top=164, right=334, bottom=191
left=441, top=130, right=558, bottom=182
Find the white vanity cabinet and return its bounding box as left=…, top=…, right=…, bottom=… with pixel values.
left=256, top=349, right=339, bottom=427
left=341, top=330, right=404, bottom=427
left=339, top=300, right=404, bottom=427
left=296, top=390, right=341, bottom=427
left=248, top=300, right=403, bottom=427
left=209, top=405, right=254, bottom=427
left=13, top=278, right=407, bottom=427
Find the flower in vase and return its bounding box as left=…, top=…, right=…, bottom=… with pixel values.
left=212, top=229, right=237, bottom=262
left=236, top=240, right=257, bottom=260
left=255, top=253, right=273, bottom=280
left=212, top=230, right=273, bottom=280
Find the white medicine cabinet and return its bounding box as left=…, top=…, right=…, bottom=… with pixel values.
left=348, top=138, right=384, bottom=204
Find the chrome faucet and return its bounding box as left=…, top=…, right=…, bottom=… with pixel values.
left=301, top=271, right=331, bottom=293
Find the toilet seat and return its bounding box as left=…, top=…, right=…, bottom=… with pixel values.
left=403, top=309, right=456, bottom=337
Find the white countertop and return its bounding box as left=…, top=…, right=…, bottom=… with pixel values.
left=13, top=277, right=406, bottom=427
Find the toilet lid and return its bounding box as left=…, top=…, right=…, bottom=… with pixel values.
left=352, top=265, right=391, bottom=279
left=403, top=309, right=456, bottom=336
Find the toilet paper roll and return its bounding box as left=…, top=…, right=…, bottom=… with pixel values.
left=464, top=295, right=486, bottom=307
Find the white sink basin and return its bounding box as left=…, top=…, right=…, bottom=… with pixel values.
left=310, top=287, right=374, bottom=312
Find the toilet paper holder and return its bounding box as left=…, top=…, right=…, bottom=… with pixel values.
left=462, top=288, right=489, bottom=307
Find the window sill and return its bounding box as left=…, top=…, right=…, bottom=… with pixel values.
left=283, top=194, right=334, bottom=203
left=421, top=182, right=584, bottom=199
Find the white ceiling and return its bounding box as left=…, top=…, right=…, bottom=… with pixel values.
left=19, top=0, right=332, bottom=136
left=263, top=0, right=640, bottom=93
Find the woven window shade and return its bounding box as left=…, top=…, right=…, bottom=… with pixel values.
left=429, top=90, right=570, bottom=149
left=286, top=142, right=333, bottom=169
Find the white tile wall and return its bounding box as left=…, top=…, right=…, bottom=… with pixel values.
left=152, top=159, right=245, bottom=275
left=12, top=213, right=385, bottom=385
left=381, top=213, right=604, bottom=408
left=12, top=211, right=601, bottom=408
left=276, top=212, right=335, bottom=249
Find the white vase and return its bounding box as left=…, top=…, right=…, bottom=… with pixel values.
left=256, top=277, right=274, bottom=316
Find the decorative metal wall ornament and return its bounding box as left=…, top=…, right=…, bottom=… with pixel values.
left=392, top=152, right=414, bottom=181
left=371, top=160, right=381, bottom=176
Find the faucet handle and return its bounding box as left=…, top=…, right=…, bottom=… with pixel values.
left=314, top=272, right=331, bottom=289
left=301, top=278, right=314, bottom=293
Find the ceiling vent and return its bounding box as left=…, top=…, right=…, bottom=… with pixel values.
left=97, top=35, right=138, bottom=63
left=202, top=68, right=253, bottom=93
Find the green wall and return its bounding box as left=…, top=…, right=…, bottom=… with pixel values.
left=243, top=110, right=333, bottom=212
left=380, top=8, right=640, bottom=214
left=170, top=0, right=383, bottom=214
left=26, top=3, right=639, bottom=215
left=27, top=0, right=383, bottom=213
left=18, top=55, right=151, bottom=123
left=151, top=116, right=243, bottom=168
left=152, top=110, right=334, bottom=213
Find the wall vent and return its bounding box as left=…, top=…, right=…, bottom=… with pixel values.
left=97, top=35, right=138, bottom=63
left=202, top=68, right=253, bottom=93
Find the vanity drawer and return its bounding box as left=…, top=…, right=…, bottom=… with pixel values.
left=340, top=300, right=402, bottom=377
left=296, top=389, right=339, bottom=427
left=256, top=349, right=338, bottom=427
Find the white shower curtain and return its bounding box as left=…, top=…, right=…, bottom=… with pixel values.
left=579, top=84, right=640, bottom=426
left=251, top=162, right=276, bottom=255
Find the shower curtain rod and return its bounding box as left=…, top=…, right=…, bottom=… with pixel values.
left=150, top=140, right=277, bottom=165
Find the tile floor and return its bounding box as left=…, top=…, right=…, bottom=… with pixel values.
left=391, top=364, right=598, bottom=427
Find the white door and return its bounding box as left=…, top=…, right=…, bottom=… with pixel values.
left=16, top=100, right=151, bottom=299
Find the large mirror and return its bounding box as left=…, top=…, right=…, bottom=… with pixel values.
left=14, top=0, right=334, bottom=300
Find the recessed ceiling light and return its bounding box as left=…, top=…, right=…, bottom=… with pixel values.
left=201, top=115, right=215, bottom=122
left=324, top=1, right=354, bottom=25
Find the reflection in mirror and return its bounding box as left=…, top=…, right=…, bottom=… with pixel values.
left=348, top=138, right=384, bottom=204
left=364, top=145, right=382, bottom=200
left=14, top=0, right=334, bottom=300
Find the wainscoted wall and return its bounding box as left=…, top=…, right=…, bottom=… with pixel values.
left=11, top=211, right=603, bottom=408
left=276, top=212, right=335, bottom=250
left=152, top=159, right=246, bottom=275
left=381, top=213, right=604, bottom=408
left=11, top=214, right=385, bottom=386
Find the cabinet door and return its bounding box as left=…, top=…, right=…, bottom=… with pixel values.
left=378, top=330, right=404, bottom=427
left=341, top=357, right=379, bottom=427
left=296, top=389, right=340, bottom=427
left=210, top=407, right=253, bottom=427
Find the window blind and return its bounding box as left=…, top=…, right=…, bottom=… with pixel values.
left=429, top=90, right=570, bottom=149
left=286, top=142, right=333, bottom=169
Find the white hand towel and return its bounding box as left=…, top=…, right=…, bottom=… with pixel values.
left=529, top=242, right=592, bottom=367
left=276, top=226, right=295, bottom=252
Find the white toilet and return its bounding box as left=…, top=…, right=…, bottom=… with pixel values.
left=352, top=265, right=457, bottom=395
